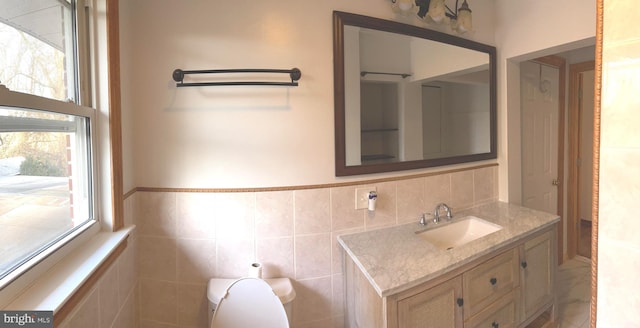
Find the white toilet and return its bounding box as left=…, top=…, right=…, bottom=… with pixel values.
left=207, top=277, right=296, bottom=328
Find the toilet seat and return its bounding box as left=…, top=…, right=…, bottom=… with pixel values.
left=210, top=278, right=289, bottom=328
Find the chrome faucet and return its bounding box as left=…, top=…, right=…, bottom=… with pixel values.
left=433, top=203, right=453, bottom=223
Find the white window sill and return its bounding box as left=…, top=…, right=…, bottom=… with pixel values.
left=3, top=225, right=134, bottom=312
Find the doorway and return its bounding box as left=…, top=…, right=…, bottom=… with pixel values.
left=520, top=56, right=566, bottom=264
left=568, top=61, right=595, bottom=259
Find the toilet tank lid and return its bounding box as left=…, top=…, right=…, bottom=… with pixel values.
left=208, top=278, right=296, bottom=305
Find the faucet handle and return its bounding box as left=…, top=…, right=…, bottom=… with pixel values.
left=446, top=205, right=453, bottom=220
left=419, top=213, right=433, bottom=226
left=419, top=213, right=428, bottom=226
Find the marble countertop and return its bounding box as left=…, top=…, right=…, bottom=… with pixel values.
left=337, top=201, right=560, bottom=297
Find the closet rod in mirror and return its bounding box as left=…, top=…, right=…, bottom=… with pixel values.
left=360, top=71, right=412, bottom=78
left=172, top=68, right=302, bottom=87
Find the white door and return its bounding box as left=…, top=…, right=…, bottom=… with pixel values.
left=521, top=61, right=559, bottom=214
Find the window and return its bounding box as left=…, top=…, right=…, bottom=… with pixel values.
left=0, top=0, right=96, bottom=285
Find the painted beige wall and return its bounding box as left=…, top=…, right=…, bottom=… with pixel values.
left=119, top=0, right=496, bottom=189
left=597, top=0, right=640, bottom=325
left=119, top=0, right=136, bottom=193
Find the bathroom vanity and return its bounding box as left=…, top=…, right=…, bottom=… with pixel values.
left=338, top=202, right=559, bottom=328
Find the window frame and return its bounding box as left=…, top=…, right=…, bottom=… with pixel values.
left=0, top=0, right=102, bottom=296
left=0, top=87, right=100, bottom=290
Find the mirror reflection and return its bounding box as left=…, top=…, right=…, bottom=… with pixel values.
left=346, top=26, right=491, bottom=166
left=334, top=11, right=496, bottom=176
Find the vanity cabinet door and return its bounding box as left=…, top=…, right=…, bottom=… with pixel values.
left=396, top=277, right=463, bottom=328
left=521, top=230, right=554, bottom=320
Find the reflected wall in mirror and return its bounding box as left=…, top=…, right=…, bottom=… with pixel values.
left=334, top=11, right=497, bottom=176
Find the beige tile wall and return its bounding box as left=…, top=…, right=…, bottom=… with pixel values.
left=597, top=1, right=640, bottom=326
left=57, top=226, right=138, bottom=328
left=134, top=165, right=497, bottom=328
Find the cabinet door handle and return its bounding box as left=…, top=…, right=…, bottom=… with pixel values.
left=492, top=322, right=499, bottom=328
left=490, top=277, right=497, bottom=285
left=456, top=298, right=464, bottom=307
left=521, top=261, right=528, bottom=269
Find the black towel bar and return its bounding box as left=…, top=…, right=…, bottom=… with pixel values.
left=172, top=68, right=301, bottom=87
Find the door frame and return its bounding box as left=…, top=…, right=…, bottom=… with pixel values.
left=567, top=61, right=595, bottom=259
left=530, top=55, right=566, bottom=265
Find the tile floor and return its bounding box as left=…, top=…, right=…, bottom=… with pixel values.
left=556, top=257, right=592, bottom=328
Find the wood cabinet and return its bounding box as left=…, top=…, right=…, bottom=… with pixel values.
left=343, top=225, right=557, bottom=328
left=521, top=229, right=555, bottom=325
left=397, top=277, right=463, bottom=328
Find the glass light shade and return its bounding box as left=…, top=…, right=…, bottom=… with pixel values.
left=397, top=0, right=414, bottom=12
left=450, top=18, right=458, bottom=30
left=392, top=0, right=415, bottom=15
left=428, top=0, right=446, bottom=23
left=456, top=8, right=472, bottom=33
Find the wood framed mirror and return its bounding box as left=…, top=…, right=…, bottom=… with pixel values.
left=333, top=11, right=497, bottom=176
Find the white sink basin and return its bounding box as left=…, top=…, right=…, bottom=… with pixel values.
left=415, top=216, right=502, bottom=250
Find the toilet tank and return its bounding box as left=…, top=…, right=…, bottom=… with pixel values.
left=207, top=278, right=296, bottom=326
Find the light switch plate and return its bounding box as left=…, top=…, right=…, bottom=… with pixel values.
left=355, top=187, right=376, bottom=210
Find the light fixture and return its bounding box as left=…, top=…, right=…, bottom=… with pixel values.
left=391, top=0, right=416, bottom=16
left=451, top=0, right=472, bottom=33
left=398, top=0, right=473, bottom=34
left=425, top=0, right=447, bottom=23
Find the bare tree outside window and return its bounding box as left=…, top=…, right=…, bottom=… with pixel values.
left=0, top=23, right=68, bottom=101
left=0, top=21, right=69, bottom=175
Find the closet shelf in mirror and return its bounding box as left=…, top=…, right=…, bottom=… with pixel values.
left=362, top=154, right=396, bottom=161
left=361, top=128, right=399, bottom=133
left=361, top=71, right=412, bottom=79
